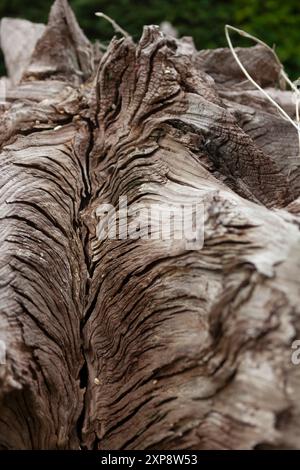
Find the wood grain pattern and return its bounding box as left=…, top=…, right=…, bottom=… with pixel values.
left=0, top=0, right=299, bottom=450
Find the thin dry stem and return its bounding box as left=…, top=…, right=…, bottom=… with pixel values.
left=225, top=24, right=300, bottom=156
left=95, top=12, right=130, bottom=39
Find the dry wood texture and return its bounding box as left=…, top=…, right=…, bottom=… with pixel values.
left=0, top=0, right=300, bottom=450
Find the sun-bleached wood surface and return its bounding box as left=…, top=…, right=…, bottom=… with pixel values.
left=0, top=0, right=300, bottom=450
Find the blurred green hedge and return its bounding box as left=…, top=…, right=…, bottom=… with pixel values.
left=0, top=0, right=299, bottom=79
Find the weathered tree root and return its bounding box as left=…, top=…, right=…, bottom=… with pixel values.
left=0, top=0, right=300, bottom=450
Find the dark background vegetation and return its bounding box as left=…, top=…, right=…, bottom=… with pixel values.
left=0, top=0, right=299, bottom=78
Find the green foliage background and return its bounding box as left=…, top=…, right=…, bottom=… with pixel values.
left=0, top=0, right=299, bottom=78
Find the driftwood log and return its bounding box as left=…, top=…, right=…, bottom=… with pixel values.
left=0, top=0, right=300, bottom=450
